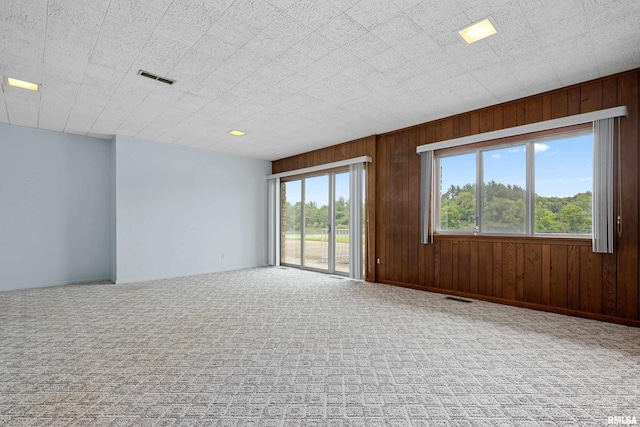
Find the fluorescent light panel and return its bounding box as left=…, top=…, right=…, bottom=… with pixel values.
left=7, top=77, right=39, bottom=91
left=229, top=130, right=245, bottom=136
left=458, top=18, right=497, bottom=44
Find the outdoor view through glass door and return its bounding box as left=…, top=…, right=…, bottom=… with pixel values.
left=281, top=170, right=352, bottom=275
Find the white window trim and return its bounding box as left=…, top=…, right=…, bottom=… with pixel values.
left=435, top=129, right=594, bottom=238
left=417, top=106, right=627, bottom=154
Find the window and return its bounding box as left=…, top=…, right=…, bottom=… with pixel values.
left=436, top=129, right=593, bottom=236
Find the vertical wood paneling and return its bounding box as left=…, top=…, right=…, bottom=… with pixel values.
left=502, top=242, right=516, bottom=300
left=580, top=81, right=603, bottom=113
left=542, top=95, right=551, bottom=120
left=550, top=245, right=568, bottom=308
left=469, top=241, right=479, bottom=294
left=580, top=246, right=603, bottom=314
left=541, top=245, right=551, bottom=306
left=568, top=87, right=581, bottom=114
left=503, top=103, right=517, bottom=128
left=524, top=244, right=542, bottom=303
left=452, top=241, right=459, bottom=291
left=567, top=245, right=581, bottom=310
left=616, top=73, right=639, bottom=320
left=440, top=240, right=453, bottom=290
left=478, top=242, right=493, bottom=296
left=516, top=243, right=524, bottom=301
left=479, top=109, right=493, bottom=133
left=524, top=97, right=543, bottom=124
left=458, top=241, right=470, bottom=293
left=602, top=254, right=617, bottom=316
left=492, top=242, right=503, bottom=298
left=550, top=90, right=568, bottom=119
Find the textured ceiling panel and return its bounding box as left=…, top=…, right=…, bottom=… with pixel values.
left=0, top=0, right=639, bottom=160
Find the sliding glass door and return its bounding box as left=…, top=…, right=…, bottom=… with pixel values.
left=303, top=175, right=329, bottom=271
left=281, top=170, right=352, bottom=276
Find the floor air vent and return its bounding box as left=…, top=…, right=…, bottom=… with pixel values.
left=445, top=296, right=472, bottom=303
left=137, top=70, right=175, bottom=85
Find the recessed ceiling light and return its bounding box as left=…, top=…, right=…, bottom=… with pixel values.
left=7, top=77, right=39, bottom=91
left=458, top=18, right=497, bottom=44
left=229, top=130, right=245, bottom=136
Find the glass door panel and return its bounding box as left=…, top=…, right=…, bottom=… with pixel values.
left=303, top=175, right=329, bottom=271
left=334, top=172, right=350, bottom=275
left=282, top=180, right=302, bottom=266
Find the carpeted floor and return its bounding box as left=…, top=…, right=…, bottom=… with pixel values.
left=1, top=267, right=638, bottom=426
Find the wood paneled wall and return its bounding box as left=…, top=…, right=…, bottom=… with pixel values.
left=272, top=70, right=640, bottom=326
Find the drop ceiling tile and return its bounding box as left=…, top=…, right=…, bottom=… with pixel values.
left=0, top=1, right=46, bottom=32
left=0, top=3, right=46, bottom=62
left=193, top=36, right=240, bottom=64
left=165, top=0, right=225, bottom=32
left=6, top=0, right=48, bottom=12
left=137, top=34, right=195, bottom=76
left=115, top=119, right=147, bottom=136
left=4, top=91, right=40, bottom=128
left=98, top=14, right=151, bottom=47
left=324, top=0, right=361, bottom=11
left=205, top=13, right=258, bottom=48
left=470, top=62, right=528, bottom=103
left=318, top=13, right=369, bottom=46
left=263, top=12, right=314, bottom=46
left=0, top=53, right=43, bottom=84
left=135, top=126, right=165, bottom=141
left=268, top=48, right=315, bottom=73
left=168, top=53, right=220, bottom=91
left=213, top=52, right=266, bottom=82
left=265, top=0, right=298, bottom=9
left=340, top=61, right=381, bottom=83
left=523, top=0, right=584, bottom=31
left=0, top=91, right=10, bottom=124
left=107, top=0, right=164, bottom=32
left=132, top=0, right=171, bottom=11
left=336, top=32, right=386, bottom=62
left=406, top=0, right=464, bottom=29
left=292, top=32, right=339, bottom=59
left=242, top=32, right=290, bottom=60
left=482, top=2, right=534, bottom=41
left=344, top=0, right=402, bottom=30
left=589, top=14, right=640, bottom=49
left=172, top=92, right=212, bottom=112
left=45, top=17, right=100, bottom=59
left=370, top=12, right=423, bottom=46
left=48, top=0, right=105, bottom=32
left=154, top=15, right=205, bottom=48
left=191, top=73, right=236, bottom=99
left=226, top=0, right=281, bottom=32
left=42, top=53, right=88, bottom=86
left=456, top=48, right=502, bottom=73
left=366, top=48, right=407, bottom=73
left=286, top=0, right=341, bottom=31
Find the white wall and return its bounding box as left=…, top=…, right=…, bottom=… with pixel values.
left=0, top=123, right=111, bottom=291
left=113, top=135, right=270, bottom=283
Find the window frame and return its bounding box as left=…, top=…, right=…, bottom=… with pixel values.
left=434, top=125, right=593, bottom=238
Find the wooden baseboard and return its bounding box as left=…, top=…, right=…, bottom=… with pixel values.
left=376, top=279, right=640, bottom=328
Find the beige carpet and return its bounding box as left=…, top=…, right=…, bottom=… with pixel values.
left=1, top=267, right=639, bottom=426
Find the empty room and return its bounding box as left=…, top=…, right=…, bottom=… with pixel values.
left=1, top=0, right=639, bottom=426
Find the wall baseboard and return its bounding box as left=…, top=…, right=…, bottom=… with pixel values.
left=376, top=279, right=640, bottom=328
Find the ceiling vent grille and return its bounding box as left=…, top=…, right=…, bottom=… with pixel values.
left=137, top=70, right=175, bottom=85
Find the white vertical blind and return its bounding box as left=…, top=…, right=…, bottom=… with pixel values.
left=349, top=163, right=365, bottom=279
left=267, top=177, right=281, bottom=266
left=592, top=118, right=614, bottom=253
left=420, top=151, right=434, bottom=244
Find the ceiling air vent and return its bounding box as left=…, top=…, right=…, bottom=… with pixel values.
left=137, top=70, right=175, bottom=85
